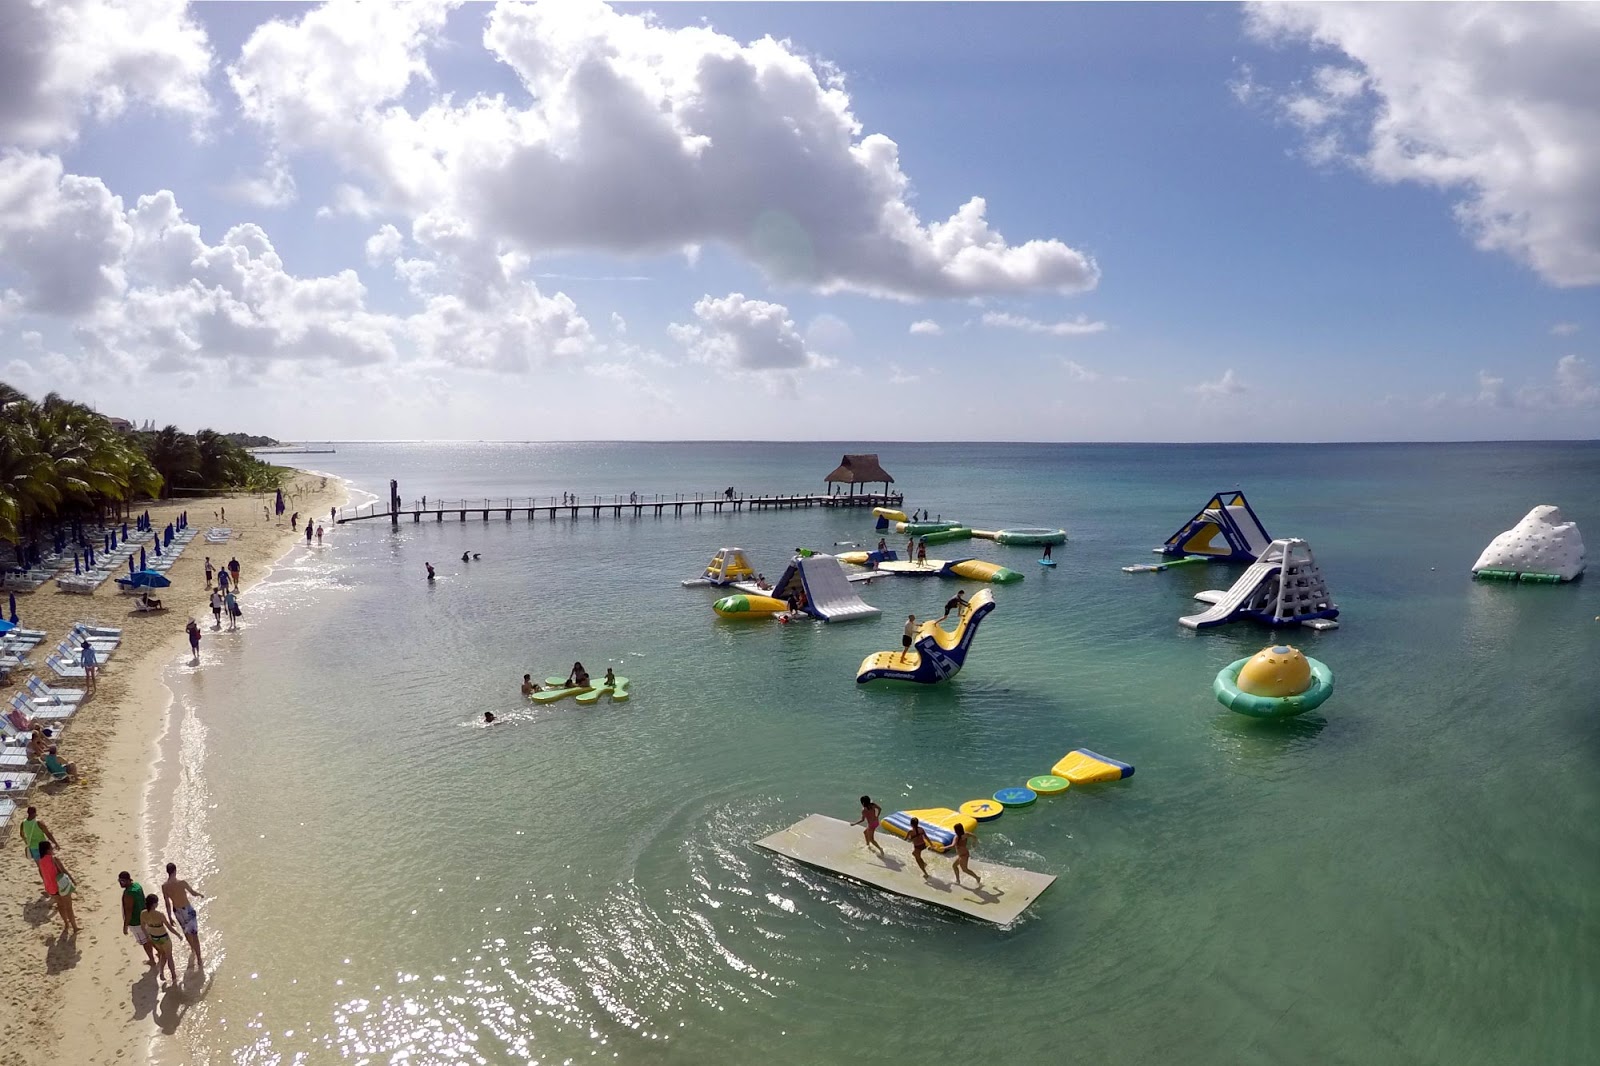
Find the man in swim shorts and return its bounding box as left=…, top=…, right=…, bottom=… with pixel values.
left=901, top=614, right=917, bottom=660
left=162, top=861, right=208, bottom=969
left=851, top=796, right=884, bottom=854
left=119, top=871, right=156, bottom=965
left=941, top=589, right=968, bottom=621
left=906, top=817, right=931, bottom=879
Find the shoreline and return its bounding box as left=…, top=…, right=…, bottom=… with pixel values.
left=0, top=472, right=346, bottom=1066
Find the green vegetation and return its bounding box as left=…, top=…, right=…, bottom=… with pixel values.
left=224, top=432, right=283, bottom=448
left=0, top=383, right=284, bottom=545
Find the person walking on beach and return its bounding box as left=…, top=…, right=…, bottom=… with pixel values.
left=119, top=871, right=156, bottom=966
left=141, top=894, right=177, bottom=984
left=163, top=862, right=207, bottom=969
left=905, top=817, right=931, bottom=879
left=204, top=557, right=214, bottom=588
left=210, top=590, right=223, bottom=629
left=852, top=796, right=885, bottom=854
left=950, top=824, right=981, bottom=887
left=19, top=806, right=58, bottom=888
left=305, top=520, right=313, bottom=544
left=229, top=557, right=240, bottom=586
left=37, top=841, right=78, bottom=934
left=186, top=619, right=202, bottom=663
left=901, top=614, right=917, bottom=661
left=217, top=566, right=230, bottom=596
left=80, top=640, right=98, bottom=692
left=316, top=523, right=324, bottom=545
left=941, top=589, right=968, bottom=621
left=224, top=590, right=239, bottom=631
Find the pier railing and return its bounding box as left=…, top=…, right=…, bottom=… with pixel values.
left=334, top=489, right=902, bottom=525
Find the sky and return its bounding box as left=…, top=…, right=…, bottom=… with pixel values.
left=0, top=0, right=1597, bottom=442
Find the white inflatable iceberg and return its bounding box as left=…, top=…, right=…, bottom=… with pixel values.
left=1471, top=505, right=1586, bottom=582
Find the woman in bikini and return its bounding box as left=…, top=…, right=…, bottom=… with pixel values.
left=36, top=841, right=78, bottom=935
left=141, top=893, right=178, bottom=984
left=852, top=795, right=884, bottom=854
left=950, top=823, right=981, bottom=887
left=906, top=817, right=931, bottom=879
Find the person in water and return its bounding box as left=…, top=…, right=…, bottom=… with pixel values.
left=906, top=817, right=931, bottom=878
left=462, top=551, right=470, bottom=563
left=1042, top=543, right=1052, bottom=561
left=521, top=674, right=541, bottom=696
left=426, top=562, right=436, bottom=581
left=483, top=711, right=496, bottom=724
left=950, top=823, right=981, bottom=887
left=901, top=614, right=917, bottom=661
left=162, top=861, right=207, bottom=969
left=852, top=796, right=884, bottom=854
left=565, top=662, right=590, bottom=688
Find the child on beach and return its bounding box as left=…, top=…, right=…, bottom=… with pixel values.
left=141, top=894, right=177, bottom=983
left=852, top=796, right=884, bottom=854
left=950, top=824, right=981, bottom=887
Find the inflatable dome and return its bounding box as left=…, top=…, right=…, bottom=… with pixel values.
left=1472, top=505, right=1586, bottom=582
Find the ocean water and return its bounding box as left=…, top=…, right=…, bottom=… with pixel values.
left=151, top=442, right=1600, bottom=1066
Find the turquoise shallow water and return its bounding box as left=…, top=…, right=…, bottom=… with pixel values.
left=157, top=442, right=1600, bottom=1065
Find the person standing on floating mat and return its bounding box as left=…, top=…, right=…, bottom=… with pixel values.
left=906, top=818, right=931, bottom=879
left=852, top=796, right=884, bottom=854
left=901, top=615, right=917, bottom=660
left=950, top=824, right=981, bottom=887
left=426, top=562, right=436, bottom=582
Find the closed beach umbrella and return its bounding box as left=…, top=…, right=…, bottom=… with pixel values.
left=122, top=522, right=129, bottom=538
left=8, top=592, right=16, bottom=623
left=129, top=556, right=136, bottom=574
left=140, top=546, right=147, bottom=570
left=154, top=537, right=162, bottom=556
left=73, top=555, right=80, bottom=575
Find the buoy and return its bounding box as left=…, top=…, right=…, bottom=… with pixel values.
left=1026, top=774, right=1070, bottom=795
left=960, top=799, right=1004, bottom=821
left=993, top=786, right=1036, bottom=808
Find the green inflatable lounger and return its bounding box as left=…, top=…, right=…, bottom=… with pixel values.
left=532, top=676, right=631, bottom=704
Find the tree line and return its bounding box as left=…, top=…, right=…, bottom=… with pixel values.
left=0, top=383, right=284, bottom=546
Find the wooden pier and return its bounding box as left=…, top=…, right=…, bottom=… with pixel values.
left=335, top=487, right=903, bottom=526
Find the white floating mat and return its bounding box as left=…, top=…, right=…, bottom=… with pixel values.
left=754, top=813, right=1055, bottom=925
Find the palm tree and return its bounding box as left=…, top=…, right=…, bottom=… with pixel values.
left=143, top=425, right=200, bottom=498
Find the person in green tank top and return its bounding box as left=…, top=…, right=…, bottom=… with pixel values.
left=18, top=806, right=58, bottom=887
left=118, top=871, right=156, bottom=964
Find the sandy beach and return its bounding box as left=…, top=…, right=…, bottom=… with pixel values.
left=0, top=471, right=343, bottom=1066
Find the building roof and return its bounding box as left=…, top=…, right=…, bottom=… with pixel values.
left=824, top=453, right=894, bottom=485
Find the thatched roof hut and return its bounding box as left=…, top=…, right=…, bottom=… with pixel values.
left=824, top=454, right=894, bottom=495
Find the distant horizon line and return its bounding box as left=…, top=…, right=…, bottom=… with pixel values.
left=256, top=438, right=1600, bottom=446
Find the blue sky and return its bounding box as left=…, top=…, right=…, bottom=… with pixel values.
left=1, top=1, right=1596, bottom=440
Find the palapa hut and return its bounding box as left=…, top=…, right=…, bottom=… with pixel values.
left=824, top=453, right=895, bottom=497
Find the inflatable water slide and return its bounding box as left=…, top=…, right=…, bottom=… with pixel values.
left=768, top=553, right=881, bottom=622
left=1159, top=491, right=1272, bottom=562
left=1179, top=537, right=1338, bottom=630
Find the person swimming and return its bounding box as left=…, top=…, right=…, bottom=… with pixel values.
left=483, top=711, right=496, bottom=724
left=462, top=551, right=470, bottom=563
left=426, top=562, right=436, bottom=581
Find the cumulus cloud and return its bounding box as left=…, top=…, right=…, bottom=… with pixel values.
left=364, top=224, right=405, bottom=266
left=0, top=154, right=596, bottom=376
left=0, top=0, right=212, bottom=147
left=1243, top=2, right=1600, bottom=286
left=228, top=0, right=1098, bottom=301
left=909, top=319, right=942, bottom=336
left=1461, top=357, right=1600, bottom=410
left=670, top=293, right=828, bottom=372
left=1191, top=368, right=1246, bottom=400
left=223, top=155, right=297, bottom=208
left=981, top=311, right=1108, bottom=336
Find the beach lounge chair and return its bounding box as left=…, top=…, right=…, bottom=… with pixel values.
left=0, top=748, right=27, bottom=772
left=46, top=653, right=86, bottom=679
left=42, top=752, right=73, bottom=783
left=25, top=678, right=84, bottom=705
left=0, top=772, right=35, bottom=798
left=74, top=622, right=124, bottom=638
left=10, top=695, right=73, bottom=723
left=0, top=798, right=14, bottom=825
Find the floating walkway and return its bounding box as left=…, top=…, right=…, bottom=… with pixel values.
left=754, top=814, right=1056, bottom=925
left=338, top=485, right=903, bottom=525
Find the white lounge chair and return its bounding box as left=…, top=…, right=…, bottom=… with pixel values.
left=25, top=678, right=84, bottom=705
left=10, top=695, right=73, bottom=723
left=0, top=797, right=15, bottom=825
left=47, top=654, right=86, bottom=679
left=75, top=622, right=124, bottom=637
left=0, top=773, right=35, bottom=798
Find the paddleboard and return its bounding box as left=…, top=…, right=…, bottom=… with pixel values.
left=1038, top=559, right=1056, bottom=567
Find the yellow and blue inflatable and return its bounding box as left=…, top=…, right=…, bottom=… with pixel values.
left=857, top=589, right=996, bottom=684
left=1213, top=644, right=1333, bottom=718
left=1051, top=749, right=1135, bottom=784
left=881, top=808, right=977, bottom=853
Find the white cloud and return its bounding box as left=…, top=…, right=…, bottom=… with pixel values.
left=1551, top=322, right=1580, bottom=337
left=908, top=319, right=942, bottom=336
left=0, top=152, right=132, bottom=314
left=1472, top=370, right=1509, bottom=409
left=1244, top=2, right=1600, bottom=286
left=1458, top=357, right=1600, bottom=410
left=1060, top=359, right=1100, bottom=382
left=223, top=155, right=297, bottom=208
left=1191, top=368, right=1246, bottom=400
left=364, top=224, right=405, bottom=266
left=670, top=293, right=828, bottom=372
left=0, top=0, right=212, bottom=148
left=982, top=311, right=1107, bottom=336
left=229, top=0, right=1099, bottom=301
left=805, top=312, right=853, bottom=353
left=610, top=311, right=627, bottom=334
